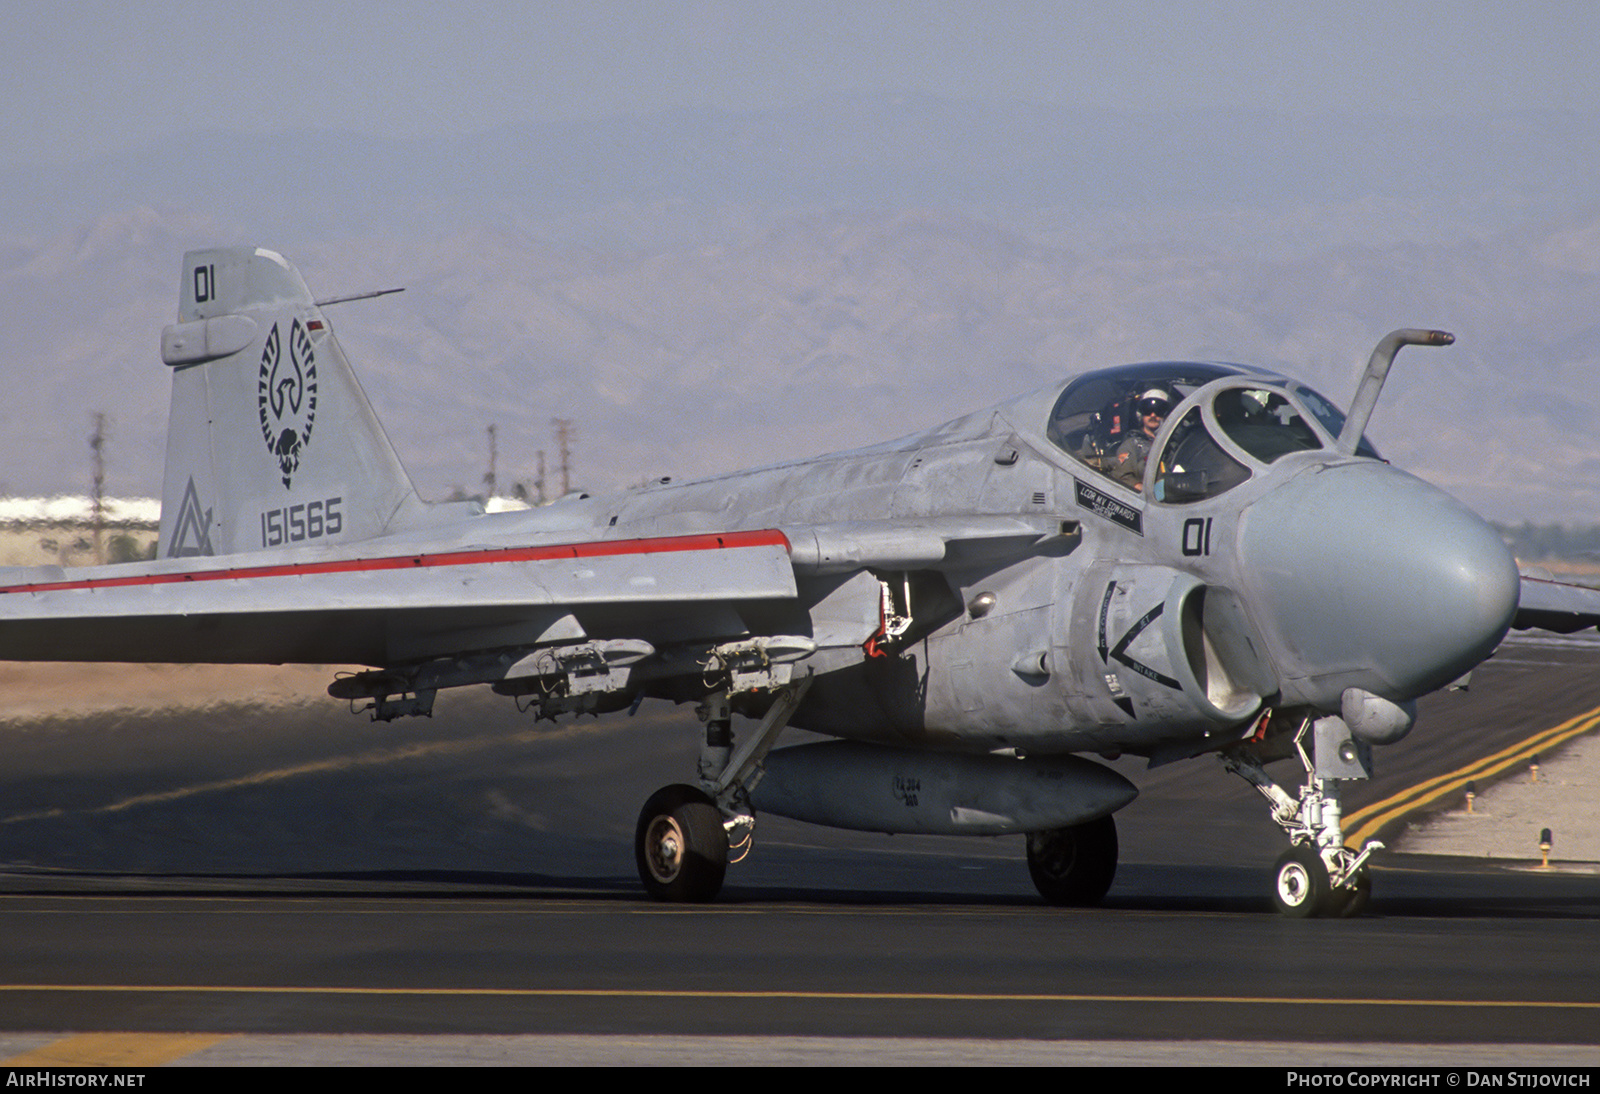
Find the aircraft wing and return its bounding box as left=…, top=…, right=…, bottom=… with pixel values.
left=0, top=514, right=1057, bottom=670
left=0, top=530, right=798, bottom=666
left=1513, top=571, right=1600, bottom=634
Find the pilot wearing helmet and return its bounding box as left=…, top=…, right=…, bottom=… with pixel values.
left=1113, top=387, right=1173, bottom=491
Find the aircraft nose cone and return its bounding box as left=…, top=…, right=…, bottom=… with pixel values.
left=1239, top=462, right=1518, bottom=705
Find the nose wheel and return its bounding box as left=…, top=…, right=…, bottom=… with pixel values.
left=635, top=784, right=728, bottom=902
left=1272, top=842, right=1372, bottom=918
left=1327, top=869, right=1372, bottom=918
left=1272, top=844, right=1330, bottom=918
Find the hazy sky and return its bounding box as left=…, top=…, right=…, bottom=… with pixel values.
left=5, top=1, right=1596, bottom=165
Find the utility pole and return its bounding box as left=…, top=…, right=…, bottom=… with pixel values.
left=552, top=418, right=574, bottom=497
left=89, top=412, right=106, bottom=565
left=535, top=450, right=547, bottom=504
left=483, top=423, right=497, bottom=499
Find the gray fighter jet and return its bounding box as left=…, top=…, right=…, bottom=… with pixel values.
left=3, top=247, right=1595, bottom=916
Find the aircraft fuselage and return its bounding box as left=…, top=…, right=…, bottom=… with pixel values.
left=461, top=366, right=1518, bottom=764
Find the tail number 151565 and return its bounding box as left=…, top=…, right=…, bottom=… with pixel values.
left=261, top=497, right=343, bottom=547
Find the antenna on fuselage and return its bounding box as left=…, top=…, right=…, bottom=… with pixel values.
left=1336, top=328, right=1455, bottom=456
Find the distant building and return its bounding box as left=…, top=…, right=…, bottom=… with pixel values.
left=0, top=497, right=160, bottom=567
left=0, top=496, right=540, bottom=568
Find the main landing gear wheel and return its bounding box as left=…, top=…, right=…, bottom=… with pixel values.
left=1026, top=814, right=1118, bottom=906
left=635, top=784, right=729, bottom=903
left=1272, top=843, right=1330, bottom=918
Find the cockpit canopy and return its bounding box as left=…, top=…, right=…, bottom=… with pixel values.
left=1046, top=362, right=1377, bottom=504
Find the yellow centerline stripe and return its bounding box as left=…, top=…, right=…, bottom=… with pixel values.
left=1345, top=703, right=1600, bottom=847
left=0, top=984, right=1594, bottom=1009
left=0, top=727, right=558, bottom=825
left=2, top=1031, right=233, bottom=1067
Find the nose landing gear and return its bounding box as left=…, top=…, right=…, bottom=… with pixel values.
left=1227, top=714, right=1380, bottom=918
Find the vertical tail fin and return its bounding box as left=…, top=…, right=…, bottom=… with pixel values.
left=156, top=247, right=432, bottom=558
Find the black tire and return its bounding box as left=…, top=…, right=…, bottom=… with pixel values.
left=1272, top=843, right=1331, bottom=918
left=1329, top=870, right=1372, bottom=918
left=1026, top=814, right=1118, bottom=906
left=635, top=784, right=728, bottom=903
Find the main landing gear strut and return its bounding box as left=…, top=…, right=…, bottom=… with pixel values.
left=1224, top=716, right=1380, bottom=918
left=634, top=674, right=814, bottom=902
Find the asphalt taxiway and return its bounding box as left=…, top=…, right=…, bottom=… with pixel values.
left=0, top=632, right=1597, bottom=1065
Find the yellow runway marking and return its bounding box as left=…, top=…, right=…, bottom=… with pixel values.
left=0, top=728, right=556, bottom=825
left=2, top=1031, right=232, bottom=1066
left=1345, top=704, right=1600, bottom=848
left=0, top=984, right=1594, bottom=1010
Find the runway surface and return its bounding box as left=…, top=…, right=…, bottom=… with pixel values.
left=0, top=632, right=1597, bottom=1065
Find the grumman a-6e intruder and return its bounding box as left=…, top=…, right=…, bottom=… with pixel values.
left=2, top=248, right=1592, bottom=916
